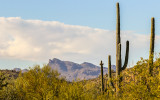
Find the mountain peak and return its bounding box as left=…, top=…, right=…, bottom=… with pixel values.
left=49, top=58, right=67, bottom=72
left=52, top=58, right=60, bottom=60
left=49, top=58, right=61, bottom=63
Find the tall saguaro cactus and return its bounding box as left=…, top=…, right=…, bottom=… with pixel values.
left=100, top=60, right=104, bottom=93
left=148, top=17, right=155, bottom=76
left=108, top=55, right=115, bottom=90
left=116, top=2, right=129, bottom=96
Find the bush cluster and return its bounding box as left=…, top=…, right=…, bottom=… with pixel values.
left=0, top=57, right=160, bottom=100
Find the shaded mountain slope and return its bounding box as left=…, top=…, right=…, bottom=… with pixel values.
left=48, top=58, right=116, bottom=81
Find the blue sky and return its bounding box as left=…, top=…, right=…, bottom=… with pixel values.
left=0, top=0, right=160, bottom=69
left=1, top=0, right=160, bottom=33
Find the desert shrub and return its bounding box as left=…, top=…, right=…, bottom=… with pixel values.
left=1, top=65, right=65, bottom=100
left=120, top=57, right=160, bottom=99
left=2, top=57, right=160, bottom=100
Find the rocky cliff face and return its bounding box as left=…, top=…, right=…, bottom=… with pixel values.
left=48, top=58, right=116, bottom=81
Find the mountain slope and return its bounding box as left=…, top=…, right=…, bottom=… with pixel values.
left=48, top=58, right=116, bottom=81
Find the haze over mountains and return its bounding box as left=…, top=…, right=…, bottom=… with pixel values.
left=48, top=58, right=116, bottom=81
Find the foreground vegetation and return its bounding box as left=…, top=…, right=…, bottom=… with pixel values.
left=0, top=2, right=159, bottom=100
left=0, top=56, right=160, bottom=100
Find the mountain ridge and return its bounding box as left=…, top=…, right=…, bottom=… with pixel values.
left=48, top=58, right=116, bottom=81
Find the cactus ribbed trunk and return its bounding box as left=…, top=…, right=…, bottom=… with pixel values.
left=108, top=55, right=112, bottom=80
left=116, top=43, right=121, bottom=95
left=116, top=2, right=121, bottom=81
left=115, top=2, right=129, bottom=97
left=148, top=17, right=155, bottom=76
left=116, top=2, right=121, bottom=96
left=100, top=60, right=104, bottom=93
left=108, top=55, right=115, bottom=90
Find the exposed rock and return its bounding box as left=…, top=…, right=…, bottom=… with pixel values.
left=48, top=58, right=116, bottom=81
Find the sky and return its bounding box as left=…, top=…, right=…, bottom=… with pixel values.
left=0, top=0, right=160, bottom=69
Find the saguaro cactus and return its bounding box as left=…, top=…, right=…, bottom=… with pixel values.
left=108, top=55, right=115, bottom=90
left=116, top=2, right=129, bottom=96
left=100, top=60, right=104, bottom=93
left=148, top=17, right=155, bottom=76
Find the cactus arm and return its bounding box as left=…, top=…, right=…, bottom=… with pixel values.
left=122, top=41, right=129, bottom=70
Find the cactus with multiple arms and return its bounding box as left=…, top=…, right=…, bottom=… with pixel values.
left=99, top=2, right=156, bottom=97
left=148, top=17, right=155, bottom=76
left=116, top=2, right=129, bottom=96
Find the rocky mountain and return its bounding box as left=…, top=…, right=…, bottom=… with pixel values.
left=48, top=58, right=116, bottom=81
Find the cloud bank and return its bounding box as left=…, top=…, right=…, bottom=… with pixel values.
left=0, top=17, right=159, bottom=66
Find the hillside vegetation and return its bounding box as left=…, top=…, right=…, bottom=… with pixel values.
left=0, top=56, right=160, bottom=100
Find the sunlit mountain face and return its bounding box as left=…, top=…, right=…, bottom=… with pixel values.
left=48, top=58, right=116, bottom=81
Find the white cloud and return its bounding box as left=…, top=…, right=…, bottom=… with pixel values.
left=0, top=17, right=159, bottom=66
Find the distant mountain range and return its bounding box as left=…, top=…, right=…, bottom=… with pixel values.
left=13, top=68, right=28, bottom=73
left=48, top=58, right=116, bottom=81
